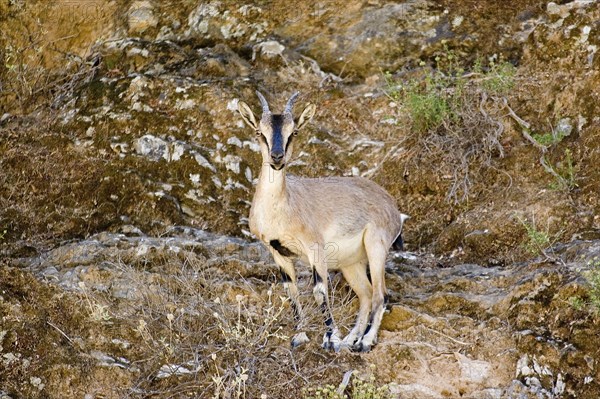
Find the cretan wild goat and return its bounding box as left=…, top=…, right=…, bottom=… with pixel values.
left=237, top=91, right=409, bottom=352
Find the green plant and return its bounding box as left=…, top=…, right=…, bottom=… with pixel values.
left=518, top=217, right=551, bottom=256
left=350, top=375, right=390, bottom=399
left=547, top=148, right=577, bottom=191
left=531, top=117, right=573, bottom=148
left=532, top=130, right=566, bottom=147
left=404, top=75, right=451, bottom=132
left=567, top=296, right=585, bottom=311
left=480, top=59, right=516, bottom=94
left=569, top=259, right=600, bottom=314
left=583, top=258, right=600, bottom=313
left=303, top=384, right=346, bottom=399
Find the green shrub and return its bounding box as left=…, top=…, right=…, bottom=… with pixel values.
left=383, top=48, right=514, bottom=203
left=518, top=217, right=551, bottom=256
left=479, top=59, right=516, bottom=94
left=403, top=76, right=451, bottom=132
left=570, top=259, right=600, bottom=314
left=584, top=258, right=600, bottom=313
left=547, top=149, right=577, bottom=191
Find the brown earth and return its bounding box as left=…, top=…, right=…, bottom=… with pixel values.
left=1, top=0, right=600, bottom=398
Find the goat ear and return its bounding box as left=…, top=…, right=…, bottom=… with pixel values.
left=237, top=101, right=259, bottom=130
left=296, top=103, right=316, bottom=131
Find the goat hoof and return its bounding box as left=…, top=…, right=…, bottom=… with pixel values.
left=321, top=339, right=333, bottom=351
left=351, top=341, right=372, bottom=353
left=291, top=332, right=310, bottom=348
left=334, top=341, right=351, bottom=353
left=321, top=333, right=344, bottom=352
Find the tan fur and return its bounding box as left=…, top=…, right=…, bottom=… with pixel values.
left=238, top=92, right=407, bottom=351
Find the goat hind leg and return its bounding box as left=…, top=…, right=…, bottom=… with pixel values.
left=340, top=261, right=372, bottom=349
left=355, top=229, right=389, bottom=352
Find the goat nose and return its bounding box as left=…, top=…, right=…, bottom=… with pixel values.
left=271, top=152, right=284, bottom=163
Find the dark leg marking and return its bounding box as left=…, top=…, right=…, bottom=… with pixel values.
left=280, top=268, right=292, bottom=283
left=270, top=239, right=294, bottom=257
left=291, top=302, right=302, bottom=323
left=363, top=320, right=372, bottom=336
left=312, top=269, right=323, bottom=285
left=279, top=268, right=302, bottom=323
left=321, top=303, right=333, bottom=328
left=312, top=270, right=335, bottom=346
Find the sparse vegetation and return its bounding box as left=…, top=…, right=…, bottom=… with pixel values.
left=476, top=57, right=516, bottom=95
left=568, top=259, right=600, bottom=314
left=532, top=130, right=567, bottom=148
left=79, top=282, right=112, bottom=323
left=517, top=217, right=551, bottom=256
left=303, top=372, right=390, bottom=399
left=568, top=295, right=585, bottom=311
left=547, top=148, right=578, bottom=191
left=583, top=258, right=600, bottom=313
left=384, top=48, right=514, bottom=203
left=3, top=0, right=600, bottom=398
left=67, top=250, right=359, bottom=399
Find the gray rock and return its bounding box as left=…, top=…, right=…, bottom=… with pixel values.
left=133, top=134, right=169, bottom=161
left=128, top=1, right=158, bottom=34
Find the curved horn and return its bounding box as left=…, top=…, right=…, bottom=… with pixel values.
left=255, top=91, right=271, bottom=115
left=284, top=91, right=300, bottom=114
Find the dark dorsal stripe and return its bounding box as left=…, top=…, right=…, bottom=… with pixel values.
left=270, top=239, right=294, bottom=257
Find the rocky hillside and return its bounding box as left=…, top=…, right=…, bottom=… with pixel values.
left=1, top=1, right=600, bottom=398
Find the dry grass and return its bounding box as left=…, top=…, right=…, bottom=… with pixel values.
left=78, top=249, right=365, bottom=398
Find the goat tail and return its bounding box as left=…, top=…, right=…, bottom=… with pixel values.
left=391, top=213, right=410, bottom=251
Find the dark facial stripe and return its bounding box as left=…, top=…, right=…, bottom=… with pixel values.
left=271, top=130, right=285, bottom=156
left=270, top=115, right=286, bottom=156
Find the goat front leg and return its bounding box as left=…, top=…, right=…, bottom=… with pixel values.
left=308, top=244, right=343, bottom=351
left=270, top=249, right=309, bottom=348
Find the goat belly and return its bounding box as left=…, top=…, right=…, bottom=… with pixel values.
left=322, top=232, right=367, bottom=270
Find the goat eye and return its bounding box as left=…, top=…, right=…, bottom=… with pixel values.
left=255, top=130, right=261, bottom=136
left=293, top=130, right=298, bottom=136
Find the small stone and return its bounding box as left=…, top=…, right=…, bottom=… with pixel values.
left=175, top=99, right=196, bottom=110
left=128, top=1, right=158, bottom=34
left=546, top=2, right=561, bottom=15
left=452, top=15, right=464, bottom=28
left=134, top=135, right=169, bottom=161
left=556, top=118, right=573, bottom=137
left=227, top=136, right=242, bottom=147
left=253, top=40, right=285, bottom=60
